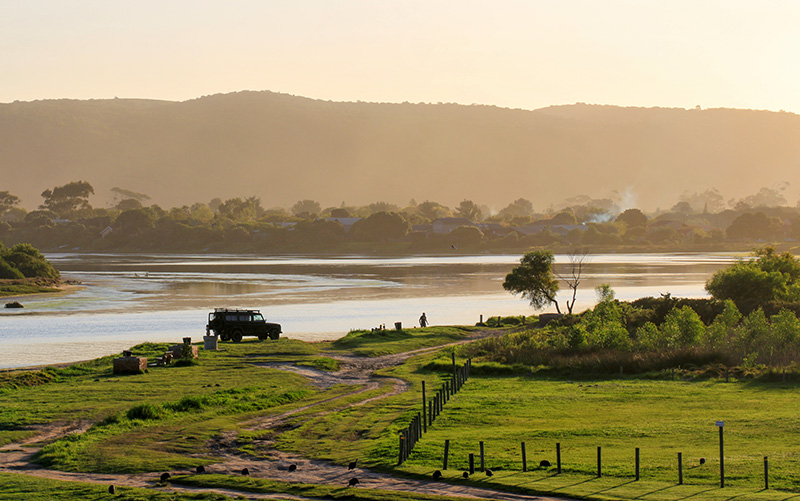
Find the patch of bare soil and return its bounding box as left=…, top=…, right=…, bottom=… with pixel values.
left=0, top=329, right=572, bottom=500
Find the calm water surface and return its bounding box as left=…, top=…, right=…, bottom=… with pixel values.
left=0, top=253, right=740, bottom=369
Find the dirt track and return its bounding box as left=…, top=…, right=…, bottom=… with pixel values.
left=0, top=330, right=573, bottom=500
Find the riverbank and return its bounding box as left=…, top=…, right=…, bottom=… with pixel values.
left=0, top=279, right=83, bottom=300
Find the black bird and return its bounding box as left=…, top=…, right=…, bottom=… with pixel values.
left=108, top=485, right=115, bottom=494
left=348, top=459, right=358, bottom=470
left=462, top=471, right=469, bottom=479
left=485, top=469, right=494, bottom=477
left=241, top=467, right=250, bottom=476
left=288, top=464, right=297, bottom=472
left=196, top=465, right=205, bottom=474
left=432, top=470, right=442, bottom=480
left=699, top=458, right=706, bottom=465
left=160, top=472, right=171, bottom=482
left=348, top=477, right=360, bottom=487
left=539, top=460, right=552, bottom=468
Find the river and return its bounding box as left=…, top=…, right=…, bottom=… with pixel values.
left=0, top=252, right=740, bottom=369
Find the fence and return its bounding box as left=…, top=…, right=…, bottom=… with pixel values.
left=398, top=353, right=472, bottom=465
left=427, top=439, right=772, bottom=490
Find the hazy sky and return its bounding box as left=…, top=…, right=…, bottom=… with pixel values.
left=3, top=0, right=800, bottom=112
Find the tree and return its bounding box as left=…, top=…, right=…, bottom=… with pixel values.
left=550, top=211, right=577, bottom=225
left=726, top=212, right=783, bottom=241
left=670, top=201, right=694, bottom=214
left=416, top=201, right=451, bottom=222
left=40, top=181, right=94, bottom=218
left=499, top=198, right=533, bottom=218
left=737, top=185, right=789, bottom=208
left=0, top=243, right=60, bottom=279
left=449, top=225, right=484, bottom=247
left=679, top=188, right=725, bottom=213
left=218, top=196, right=264, bottom=222
left=115, top=198, right=143, bottom=211
left=291, top=199, right=321, bottom=218
left=555, top=249, right=589, bottom=314
left=352, top=212, right=410, bottom=242
left=615, top=208, right=647, bottom=228
left=330, top=208, right=350, bottom=218
left=0, top=191, right=20, bottom=215
left=115, top=208, right=155, bottom=234
left=455, top=200, right=482, bottom=221
left=503, top=250, right=561, bottom=314
left=705, top=247, right=800, bottom=313
left=367, top=201, right=399, bottom=214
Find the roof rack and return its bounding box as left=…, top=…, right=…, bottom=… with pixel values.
left=213, top=308, right=261, bottom=313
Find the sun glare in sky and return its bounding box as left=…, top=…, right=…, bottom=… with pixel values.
left=2, top=0, right=800, bottom=112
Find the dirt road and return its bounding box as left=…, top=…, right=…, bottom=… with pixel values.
left=0, top=330, right=573, bottom=500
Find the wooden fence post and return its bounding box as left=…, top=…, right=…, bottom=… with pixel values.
left=452, top=351, right=456, bottom=384
left=469, top=453, right=475, bottom=474
left=597, top=446, right=602, bottom=478
left=399, top=432, right=405, bottom=464
left=422, top=381, right=427, bottom=432
left=635, top=447, right=640, bottom=481
left=557, top=443, right=562, bottom=474
left=443, top=439, right=450, bottom=470
left=764, top=456, right=769, bottom=490
left=479, top=441, right=485, bottom=472
left=521, top=442, right=527, bottom=472
left=678, top=452, right=683, bottom=485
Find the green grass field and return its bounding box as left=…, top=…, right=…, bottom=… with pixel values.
left=395, top=369, right=800, bottom=499
left=5, top=326, right=800, bottom=500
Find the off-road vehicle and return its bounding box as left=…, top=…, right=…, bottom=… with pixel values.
left=206, top=308, right=281, bottom=342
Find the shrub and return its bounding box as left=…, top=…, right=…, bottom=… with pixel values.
left=126, top=403, right=165, bottom=421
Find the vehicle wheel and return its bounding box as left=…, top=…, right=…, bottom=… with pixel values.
left=269, top=329, right=280, bottom=340
left=258, top=333, right=268, bottom=341
left=231, top=329, right=243, bottom=343
left=220, top=330, right=230, bottom=341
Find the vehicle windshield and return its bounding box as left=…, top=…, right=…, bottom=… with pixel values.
left=253, top=314, right=264, bottom=322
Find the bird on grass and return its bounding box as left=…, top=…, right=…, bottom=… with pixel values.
left=241, top=467, right=250, bottom=476
left=432, top=470, right=442, bottom=480
left=462, top=471, right=470, bottom=479
left=485, top=469, right=494, bottom=477
left=196, top=465, right=205, bottom=474
left=288, top=464, right=297, bottom=472
left=699, top=458, right=706, bottom=465
left=160, top=472, right=171, bottom=482
left=348, top=477, right=360, bottom=487
left=539, top=460, right=552, bottom=468
left=108, top=485, right=115, bottom=494
left=348, top=459, right=358, bottom=470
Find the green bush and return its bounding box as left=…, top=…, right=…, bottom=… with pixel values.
left=126, top=403, right=165, bottom=421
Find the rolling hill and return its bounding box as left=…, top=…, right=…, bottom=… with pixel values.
left=3, top=91, right=800, bottom=212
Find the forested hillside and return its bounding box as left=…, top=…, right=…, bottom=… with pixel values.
left=3, top=92, right=800, bottom=211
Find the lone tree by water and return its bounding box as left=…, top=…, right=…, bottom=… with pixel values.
left=503, top=250, right=561, bottom=314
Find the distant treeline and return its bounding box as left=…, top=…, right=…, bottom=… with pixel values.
left=2, top=181, right=800, bottom=253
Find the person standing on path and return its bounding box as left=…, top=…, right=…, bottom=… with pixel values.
left=419, top=312, right=428, bottom=328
